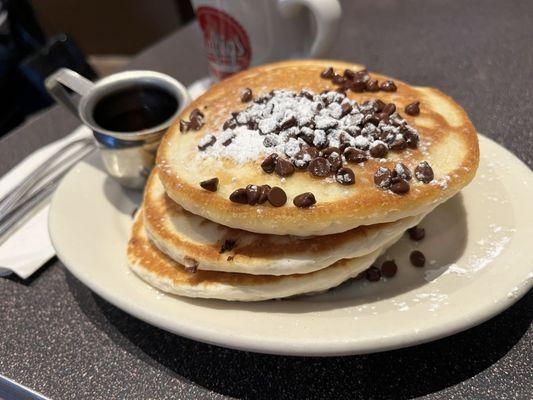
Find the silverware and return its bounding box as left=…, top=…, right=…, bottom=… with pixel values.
left=0, top=141, right=95, bottom=244
left=0, top=137, right=94, bottom=221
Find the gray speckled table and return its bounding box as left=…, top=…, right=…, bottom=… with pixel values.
left=1, top=1, right=532, bottom=399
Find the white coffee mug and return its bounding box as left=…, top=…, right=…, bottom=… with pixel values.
left=191, top=0, right=341, bottom=79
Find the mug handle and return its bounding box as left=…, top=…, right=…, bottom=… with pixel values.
left=45, top=68, right=94, bottom=118
left=278, top=0, right=341, bottom=57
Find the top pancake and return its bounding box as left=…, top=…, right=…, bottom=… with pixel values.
left=158, top=60, right=479, bottom=236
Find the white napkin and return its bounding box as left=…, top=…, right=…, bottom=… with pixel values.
left=0, top=125, right=92, bottom=279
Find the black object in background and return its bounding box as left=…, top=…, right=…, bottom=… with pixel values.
left=0, top=0, right=96, bottom=137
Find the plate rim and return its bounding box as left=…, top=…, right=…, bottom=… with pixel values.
left=48, top=134, right=533, bottom=356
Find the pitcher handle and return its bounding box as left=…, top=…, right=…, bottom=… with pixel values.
left=45, top=68, right=94, bottom=118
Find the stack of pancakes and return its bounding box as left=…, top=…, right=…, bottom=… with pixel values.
left=128, top=60, right=479, bottom=302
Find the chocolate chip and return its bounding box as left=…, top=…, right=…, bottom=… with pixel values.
left=354, top=69, right=369, bottom=81
left=198, top=135, right=216, bottom=150
left=366, top=79, right=380, bottom=92
left=190, top=108, right=204, bottom=120
left=179, top=119, right=190, bottom=133
left=183, top=256, right=199, bottom=273
left=374, top=167, right=392, bottom=188
left=275, top=157, right=295, bottom=177
left=410, top=250, right=426, bottom=267
left=380, top=80, right=397, bottom=92
left=227, top=255, right=234, bottom=261
left=343, top=69, right=355, bottom=79
left=390, top=136, right=407, bottom=151
left=261, top=153, right=278, bottom=173
left=377, top=112, right=390, bottom=124
left=415, top=161, right=434, bottom=183
left=220, top=239, right=237, bottom=253
left=321, top=147, right=340, bottom=157
left=246, top=184, right=261, bottom=205
left=328, top=152, right=342, bottom=171
left=383, top=103, right=396, bottom=115
left=369, top=142, right=388, bottom=158
left=366, top=114, right=381, bottom=126
left=267, top=186, right=287, bottom=207
left=339, top=141, right=352, bottom=153
left=335, top=167, right=355, bottom=185
left=404, top=130, right=419, bottom=149
left=332, top=74, right=347, bottom=85
left=374, top=99, right=386, bottom=112
left=257, top=185, right=271, bottom=204
left=293, top=192, right=316, bottom=208
left=280, top=116, right=297, bottom=130
left=200, top=177, right=218, bottom=192
left=381, top=260, right=398, bottom=278
left=320, top=67, right=334, bottom=79
left=394, top=163, right=412, bottom=180
left=405, top=101, right=420, bottom=116
left=189, top=116, right=204, bottom=131
left=222, top=134, right=235, bottom=146
left=390, top=179, right=410, bottom=194
left=408, top=226, right=425, bottom=241
left=300, top=90, right=314, bottom=100
left=308, top=157, right=331, bottom=177
left=223, top=118, right=237, bottom=130
left=344, top=147, right=368, bottom=163
left=366, top=266, right=381, bottom=282
left=229, top=188, right=248, bottom=204
left=341, top=102, right=353, bottom=117
left=241, top=88, right=253, bottom=102
left=350, top=80, right=366, bottom=93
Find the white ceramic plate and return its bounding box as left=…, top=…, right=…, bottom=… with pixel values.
left=49, top=135, right=533, bottom=356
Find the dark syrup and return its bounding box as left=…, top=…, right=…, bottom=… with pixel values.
left=93, top=84, right=178, bottom=132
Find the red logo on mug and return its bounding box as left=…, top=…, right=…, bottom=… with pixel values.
left=197, top=6, right=252, bottom=79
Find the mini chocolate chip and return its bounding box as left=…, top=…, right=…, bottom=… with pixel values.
left=222, top=134, right=235, bottom=146
left=293, top=151, right=311, bottom=170
left=332, top=74, right=347, bottom=85
left=410, top=250, right=426, bottom=267
left=241, top=88, right=253, bottom=102
left=343, top=69, right=355, bottom=79
left=275, top=157, right=295, bottom=177
left=366, top=114, right=381, bottom=126
left=183, top=256, right=199, bottom=273
left=335, top=167, right=355, bottom=185
left=198, top=135, right=216, bottom=150
left=350, top=80, right=366, bottom=93
left=366, top=266, right=381, bottom=282
left=200, top=177, right=218, bottom=192
left=404, top=130, right=419, bottom=149
left=370, top=142, right=388, bottom=158
left=280, top=116, right=297, bottom=130
left=320, top=67, right=334, bottom=79
left=246, top=184, right=261, bottom=205
left=227, top=255, right=234, bottom=261
left=415, top=161, right=434, bottom=183
left=300, top=90, right=314, bottom=100
left=261, top=153, right=278, bottom=173
left=308, top=157, right=331, bottom=177
left=321, top=147, right=341, bottom=157
left=374, top=167, right=392, bottom=188
left=383, top=103, right=396, bottom=115
left=179, top=119, right=190, bottom=133
left=381, top=260, right=398, bottom=278
left=408, top=226, right=426, bottom=241
left=339, top=142, right=352, bottom=153
left=257, top=185, right=271, bottom=204
left=328, top=152, right=342, bottom=171
left=390, top=179, right=410, bottom=194
left=229, top=188, right=248, bottom=204
left=293, top=192, right=316, bottom=208
left=340, top=103, right=353, bottom=117
left=405, top=101, right=420, bottom=116
left=190, top=116, right=205, bottom=131
left=305, top=146, right=319, bottom=158
left=390, top=137, right=407, bottom=150
left=366, top=79, right=380, bottom=92
left=377, top=112, right=390, bottom=123
left=374, top=99, right=386, bottom=112
left=190, top=108, right=204, bottom=120
left=354, top=69, right=370, bottom=81
left=344, top=147, right=368, bottom=163
left=394, top=163, right=412, bottom=180
left=220, top=239, right=237, bottom=253
left=380, top=80, right=397, bottom=92
left=268, top=186, right=287, bottom=207
left=223, top=118, right=237, bottom=130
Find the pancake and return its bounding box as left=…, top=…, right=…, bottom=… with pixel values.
left=128, top=210, right=399, bottom=301
left=157, top=59, right=479, bottom=236
left=144, top=168, right=427, bottom=275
